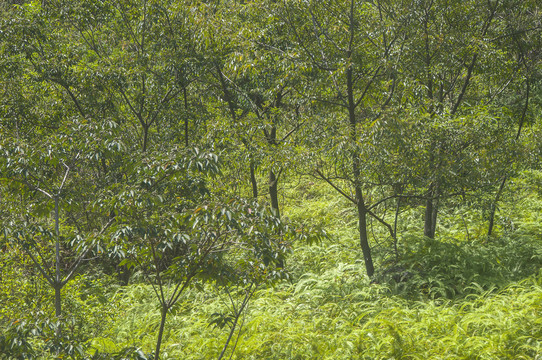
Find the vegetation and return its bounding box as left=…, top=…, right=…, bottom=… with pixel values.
left=1, top=0, right=541, bottom=359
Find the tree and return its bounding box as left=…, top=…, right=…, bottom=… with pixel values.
left=485, top=0, right=542, bottom=236
left=197, top=1, right=304, bottom=217
left=57, top=0, right=209, bottom=155
left=0, top=100, right=117, bottom=324
left=282, top=0, right=407, bottom=276
left=399, top=0, right=535, bottom=239
left=101, top=145, right=298, bottom=359
left=0, top=1, right=117, bottom=325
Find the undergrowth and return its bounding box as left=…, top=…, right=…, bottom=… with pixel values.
left=3, top=172, right=542, bottom=359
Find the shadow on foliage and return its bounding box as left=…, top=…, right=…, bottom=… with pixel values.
left=374, top=234, right=542, bottom=300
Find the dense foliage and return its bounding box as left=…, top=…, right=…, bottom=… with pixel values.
left=1, top=0, right=541, bottom=358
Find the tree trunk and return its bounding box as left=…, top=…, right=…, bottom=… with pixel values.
left=54, top=196, right=62, bottom=337
left=183, top=86, right=189, bottom=148
left=431, top=199, right=438, bottom=238
left=346, top=1, right=374, bottom=276
left=142, top=124, right=149, bottom=153
left=54, top=283, right=62, bottom=318
left=269, top=169, right=279, bottom=217
left=250, top=159, right=258, bottom=199
left=393, top=196, right=401, bottom=260
left=264, top=120, right=280, bottom=216
left=154, top=305, right=168, bottom=360
left=217, top=286, right=254, bottom=360
left=424, top=184, right=438, bottom=239
left=424, top=196, right=433, bottom=238
left=356, top=193, right=374, bottom=277
left=54, top=196, right=62, bottom=318
left=488, top=80, right=529, bottom=236
left=423, top=199, right=438, bottom=238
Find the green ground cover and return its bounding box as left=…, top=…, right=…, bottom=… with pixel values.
left=2, top=173, right=542, bottom=359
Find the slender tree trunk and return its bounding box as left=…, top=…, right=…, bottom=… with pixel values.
left=424, top=196, right=433, bottom=238
left=488, top=80, right=529, bottom=236
left=393, top=196, right=401, bottom=260
left=54, top=196, right=62, bottom=318
left=488, top=177, right=506, bottom=236
left=218, top=318, right=238, bottom=360
left=346, top=0, right=374, bottom=276
left=215, top=62, right=259, bottom=204
left=183, top=87, right=189, bottom=148
left=250, top=160, right=258, bottom=199
left=154, top=305, right=168, bottom=360
left=356, top=193, right=374, bottom=277
left=142, top=125, right=149, bottom=153
left=422, top=5, right=439, bottom=240
left=269, top=169, right=279, bottom=217
left=54, top=196, right=63, bottom=338
left=348, top=71, right=374, bottom=275
left=424, top=195, right=438, bottom=239
left=264, top=120, right=280, bottom=216
left=424, top=180, right=439, bottom=239
left=431, top=196, right=438, bottom=237
left=54, top=283, right=62, bottom=318
left=217, top=286, right=254, bottom=360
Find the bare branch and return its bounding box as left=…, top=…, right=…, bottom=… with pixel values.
left=150, top=239, right=167, bottom=305
left=119, top=88, right=145, bottom=127
left=366, top=208, right=395, bottom=239
left=62, top=217, right=116, bottom=286
left=25, top=250, right=54, bottom=286
left=451, top=5, right=497, bottom=114
left=147, top=87, right=180, bottom=128
left=280, top=120, right=306, bottom=143
left=308, top=7, right=345, bottom=53
left=367, top=194, right=397, bottom=211
left=314, top=169, right=357, bottom=204
left=58, top=162, right=70, bottom=194
left=354, top=66, right=382, bottom=109
left=16, top=177, right=53, bottom=199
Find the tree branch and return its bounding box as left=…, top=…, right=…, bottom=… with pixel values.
left=25, top=249, right=54, bottom=287
left=314, top=169, right=356, bottom=204
left=61, top=217, right=115, bottom=286
left=366, top=208, right=395, bottom=239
